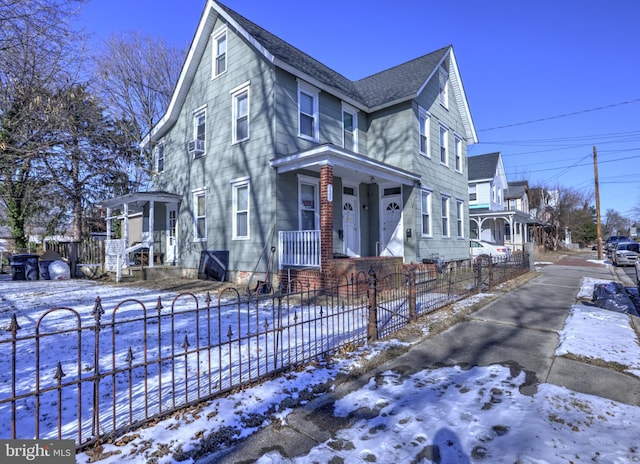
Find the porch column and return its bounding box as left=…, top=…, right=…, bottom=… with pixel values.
left=319, top=162, right=334, bottom=287
left=149, top=200, right=155, bottom=268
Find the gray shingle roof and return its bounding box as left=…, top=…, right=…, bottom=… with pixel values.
left=505, top=180, right=528, bottom=199
left=468, top=152, right=501, bottom=181
left=217, top=1, right=449, bottom=109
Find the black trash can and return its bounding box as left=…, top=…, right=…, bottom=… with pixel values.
left=10, top=254, right=39, bottom=281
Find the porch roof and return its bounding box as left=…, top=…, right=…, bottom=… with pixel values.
left=469, top=208, right=538, bottom=225
left=271, top=144, right=421, bottom=186
left=100, top=191, right=181, bottom=213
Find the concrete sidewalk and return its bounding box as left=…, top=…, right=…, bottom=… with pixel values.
left=203, top=256, right=640, bottom=463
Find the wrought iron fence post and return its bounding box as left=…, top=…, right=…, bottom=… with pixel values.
left=408, top=266, right=417, bottom=322
left=9, top=314, right=21, bottom=439
left=367, top=266, right=378, bottom=342
left=91, top=296, right=104, bottom=437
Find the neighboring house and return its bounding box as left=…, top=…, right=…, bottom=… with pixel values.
left=102, top=1, right=478, bottom=286
left=468, top=153, right=533, bottom=248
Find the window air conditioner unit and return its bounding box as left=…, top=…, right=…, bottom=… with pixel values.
left=187, top=139, right=205, bottom=156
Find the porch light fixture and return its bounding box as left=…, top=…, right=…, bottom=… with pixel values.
left=406, top=228, right=412, bottom=239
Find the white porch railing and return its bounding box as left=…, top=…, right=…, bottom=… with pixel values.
left=278, top=230, right=321, bottom=269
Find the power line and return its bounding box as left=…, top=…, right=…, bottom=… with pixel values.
left=478, top=98, right=640, bottom=132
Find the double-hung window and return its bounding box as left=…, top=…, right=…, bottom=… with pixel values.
left=193, top=188, right=206, bottom=241
left=155, top=142, right=165, bottom=173
left=298, top=175, right=319, bottom=230
left=213, top=28, right=227, bottom=77
left=441, top=196, right=450, bottom=238
left=190, top=107, right=206, bottom=158
left=469, top=183, right=477, bottom=201
left=419, top=107, right=430, bottom=157
left=342, top=103, right=358, bottom=152
left=456, top=200, right=464, bottom=238
left=298, top=81, right=319, bottom=141
left=421, top=189, right=432, bottom=237
left=454, top=136, right=462, bottom=172
left=231, top=83, right=250, bottom=143
left=231, top=178, right=250, bottom=239
left=439, top=125, right=448, bottom=166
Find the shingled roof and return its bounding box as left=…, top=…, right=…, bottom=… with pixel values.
left=145, top=1, right=477, bottom=145
left=505, top=180, right=529, bottom=199
left=468, top=152, right=501, bottom=181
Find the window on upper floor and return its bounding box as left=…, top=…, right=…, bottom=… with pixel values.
left=193, top=188, right=206, bottom=241
left=213, top=28, right=227, bottom=78
left=469, top=183, right=477, bottom=201
left=155, top=141, right=165, bottom=173
left=342, top=103, right=358, bottom=152
left=439, top=65, right=449, bottom=108
left=188, top=107, right=206, bottom=158
left=441, top=195, right=450, bottom=238
left=439, top=125, right=448, bottom=166
left=231, top=83, right=250, bottom=143
left=298, top=81, right=319, bottom=142
left=456, top=199, right=464, bottom=238
left=231, top=178, right=250, bottom=240
left=419, top=107, right=430, bottom=157
left=454, top=136, right=462, bottom=172
left=421, top=189, right=432, bottom=237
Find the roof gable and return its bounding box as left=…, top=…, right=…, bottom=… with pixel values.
left=468, top=152, right=503, bottom=181
left=145, top=0, right=478, bottom=145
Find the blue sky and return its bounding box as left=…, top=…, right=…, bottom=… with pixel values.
left=78, top=0, right=640, bottom=219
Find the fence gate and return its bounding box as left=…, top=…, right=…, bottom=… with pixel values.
left=374, top=272, right=413, bottom=339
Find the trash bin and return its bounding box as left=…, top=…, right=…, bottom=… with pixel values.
left=39, top=250, right=62, bottom=280
left=10, top=254, right=39, bottom=281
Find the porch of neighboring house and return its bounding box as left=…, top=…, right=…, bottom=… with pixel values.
left=469, top=209, right=535, bottom=251
left=271, top=144, right=420, bottom=291
left=100, top=191, right=182, bottom=281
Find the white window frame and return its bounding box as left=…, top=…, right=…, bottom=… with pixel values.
left=454, top=135, right=463, bottom=172
left=155, top=141, right=165, bottom=173
left=439, top=125, right=449, bottom=166
left=193, top=188, right=207, bottom=241
left=419, top=107, right=430, bottom=157
left=439, top=65, right=449, bottom=108
left=456, top=199, right=464, bottom=238
left=231, top=177, right=250, bottom=240
left=341, top=102, right=358, bottom=152
left=192, top=106, right=207, bottom=158
left=212, top=28, right=227, bottom=78
left=297, top=81, right=319, bottom=142
left=421, top=189, right=432, bottom=238
left=297, top=174, right=320, bottom=230
left=441, top=195, right=450, bottom=238
left=469, top=183, right=477, bottom=201
left=231, top=82, right=250, bottom=144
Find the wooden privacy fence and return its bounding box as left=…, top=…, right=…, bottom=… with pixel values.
left=0, top=254, right=529, bottom=450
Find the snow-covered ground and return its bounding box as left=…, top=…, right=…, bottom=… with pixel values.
left=1, top=273, right=640, bottom=463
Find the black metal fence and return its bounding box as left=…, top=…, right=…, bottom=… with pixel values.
left=0, top=254, right=529, bottom=449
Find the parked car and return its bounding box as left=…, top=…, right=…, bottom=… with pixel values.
left=605, top=235, right=629, bottom=255
left=470, top=239, right=510, bottom=263
left=611, top=241, right=639, bottom=266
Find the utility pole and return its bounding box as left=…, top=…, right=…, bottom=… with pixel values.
left=593, top=146, right=603, bottom=260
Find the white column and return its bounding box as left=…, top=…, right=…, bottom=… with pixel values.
left=149, top=200, right=155, bottom=267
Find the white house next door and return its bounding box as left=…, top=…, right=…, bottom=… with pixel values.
left=342, top=184, right=360, bottom=257
left=380, top=185, right=403, bottom=257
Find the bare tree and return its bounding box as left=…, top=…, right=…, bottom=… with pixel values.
left=92, top=31, right=185, bottom=188
left=0, top=0, right=87, bottom=250
left=530, top=184, right=592, bottom=250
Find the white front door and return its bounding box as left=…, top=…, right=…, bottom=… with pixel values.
left=380, top=186, right=403, bottom=257
left=342, top=184, right=360, bottom=257
left=166, top=205, right=178, bottom=265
